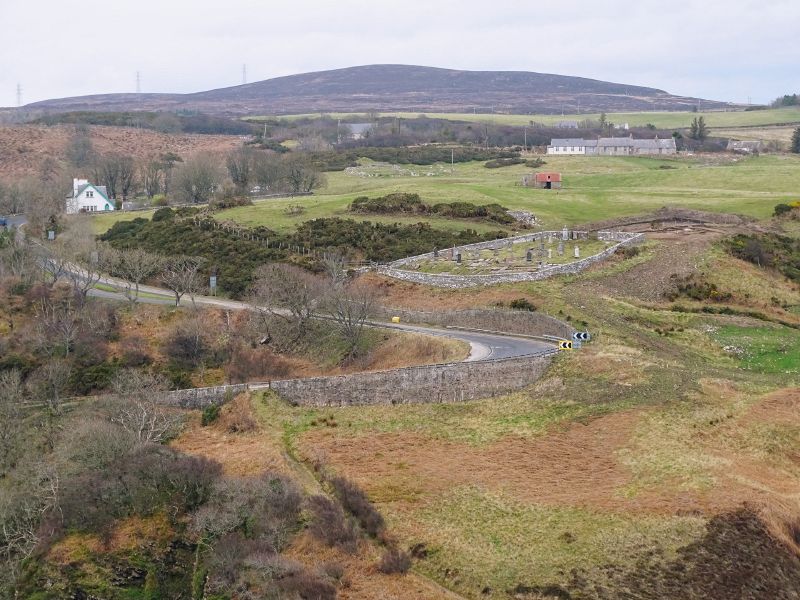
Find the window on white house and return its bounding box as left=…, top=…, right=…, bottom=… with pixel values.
left=86, top=191, right=93, bottom=198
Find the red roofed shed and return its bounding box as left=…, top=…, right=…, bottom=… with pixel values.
left=523, top=172, right=562, bottom=189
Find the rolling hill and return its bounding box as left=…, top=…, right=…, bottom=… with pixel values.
left=21, top=64, right=732, bottom=117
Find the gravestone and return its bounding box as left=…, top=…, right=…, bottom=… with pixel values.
left=574, top=246, right=580, bottom=258
left=526, top=250, right=533, bottom=262
left=562, top=226, right=569, bottom=241
left=557, top=242, right=564, bottom=256
left=548, top=248, right=553, bottom=259
left=456, top=252, right=462, bottom=264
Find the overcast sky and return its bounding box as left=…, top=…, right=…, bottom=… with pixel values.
left=1, top=0, right=797, bottom=108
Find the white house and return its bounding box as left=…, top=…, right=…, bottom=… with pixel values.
left=66, top=178, right=114, bottom=214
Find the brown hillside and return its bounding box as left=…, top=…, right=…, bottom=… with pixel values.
left=0, top=124, right=242, bottom=180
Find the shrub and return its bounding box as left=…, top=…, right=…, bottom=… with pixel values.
left=329, top=476, right=385, bottom=537
left=508, top=298, right=537, bottom=311
left=152, top=207, right=175, bottom=222
left=307, top=495, right=359, bottom=552
left=201, top=404, right=221, bottom=426
left=484, top=157, right=526, bottom=168
left=524, top=157, right=546, bottom=168
left=68, top=361, right=120, bottom=395
left=622, top=245, right=642, bottom=259
left=378, top=547, right=412, bottom=574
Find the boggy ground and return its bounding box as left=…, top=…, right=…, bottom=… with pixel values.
left=282, top=218, right=800, bottom=599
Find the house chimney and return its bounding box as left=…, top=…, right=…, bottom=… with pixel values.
left=73, top=178, right=80, bottom=197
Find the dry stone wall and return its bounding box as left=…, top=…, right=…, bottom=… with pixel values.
left=379, top=231, right=644, bottom=288
left=374, top=308, right=574, bottom=339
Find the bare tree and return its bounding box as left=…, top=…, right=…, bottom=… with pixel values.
left=65, top=124, right=94, bottom=167
left=252, top=152, right=286, bottom=193
left=117, top=155, right=137, bottom=201
left=250, top=263, right=325, bottom=347
left=226, top=147, right=254, bottom=194
left=108, top=370, right=183, bottom=444
left=0, top=463, right=60, bottom=590
left=33, top=286, right=81, bottom=357
left=172, top=153, right=223, bottom=204
left=323, top=277, right=376, bottom=357
left=0, top=234, right=37, bottom=282
left=159, top=151, right=183, bottom=196
left=159, top=256, right=204, bottom=306
left=284, top=155, right=325, bottom=194
left=140, top=159, right=163, bottom=199
left=28, top=359, right=71, bottom=415
left=0, top=370, right=25, bottom=475
left=102, top=247, right=162, bottom=304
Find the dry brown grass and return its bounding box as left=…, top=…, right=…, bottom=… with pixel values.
left=172, top=395, right=293, bottom=477
left=285, top=531, right=457, bottom=600
left=300, top=409, right=653, bottom=513
left=360, top=333, right=469, bottom=371
left=47, top=514, right=174, bottom=565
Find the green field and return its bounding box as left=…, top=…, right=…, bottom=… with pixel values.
left=714, top=325, right=800, bottom=373
left=250, top=106, right=800, bottom=130
left=91, top=154, right=800, bottom=237
left=214, top=155, right=799, bottom=232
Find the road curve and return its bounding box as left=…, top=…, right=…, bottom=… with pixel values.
left=4, top=213, right=557, bottom=361
left=89, top=285, right=555, bottom=361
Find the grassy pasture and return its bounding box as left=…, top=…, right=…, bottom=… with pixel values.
left=213, top=154, right=800, bottom=233
left=251, top=106, right=800, bottom=129
left=90, top=154, right=800, bottom=236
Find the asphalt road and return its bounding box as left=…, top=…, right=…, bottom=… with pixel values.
left=89, top=286, right=556, bottom=361
left=5, top=213, right=557, bottom=362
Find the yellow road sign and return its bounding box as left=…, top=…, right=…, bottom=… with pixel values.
left=558, top=340, right=573, bottom=350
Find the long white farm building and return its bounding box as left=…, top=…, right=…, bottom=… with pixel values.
left=547, top=136, right=676, bottom=156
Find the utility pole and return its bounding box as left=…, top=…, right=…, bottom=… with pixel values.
left=136, top=71, right=141, bottom=93
left=16, top=83, right=22, bottom=107
left=524, top=127, right=527, bottom=151
left=451, top=148, right=454, bottom=170
left=242, top=64, right=247, bottom=85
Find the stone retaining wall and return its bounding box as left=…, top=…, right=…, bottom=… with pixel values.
left=161, top=354, right=554, bottom=409
left=262, top=353, right=554, bottom=407
left=162, top=383, right=250, bottom=408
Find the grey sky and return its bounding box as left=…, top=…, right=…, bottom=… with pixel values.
left=2, top=0, right=798, bottom=108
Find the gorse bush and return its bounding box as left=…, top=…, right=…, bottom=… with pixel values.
left=350, top=193, right=514, bottom=224
left=101, top=213, right=507, bottom=297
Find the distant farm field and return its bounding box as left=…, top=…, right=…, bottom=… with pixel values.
left=253, top=106, right=800, bottom=129
left=212, top=154, right=800, bottom=233
left=92, top=154, right=800, bottom=236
